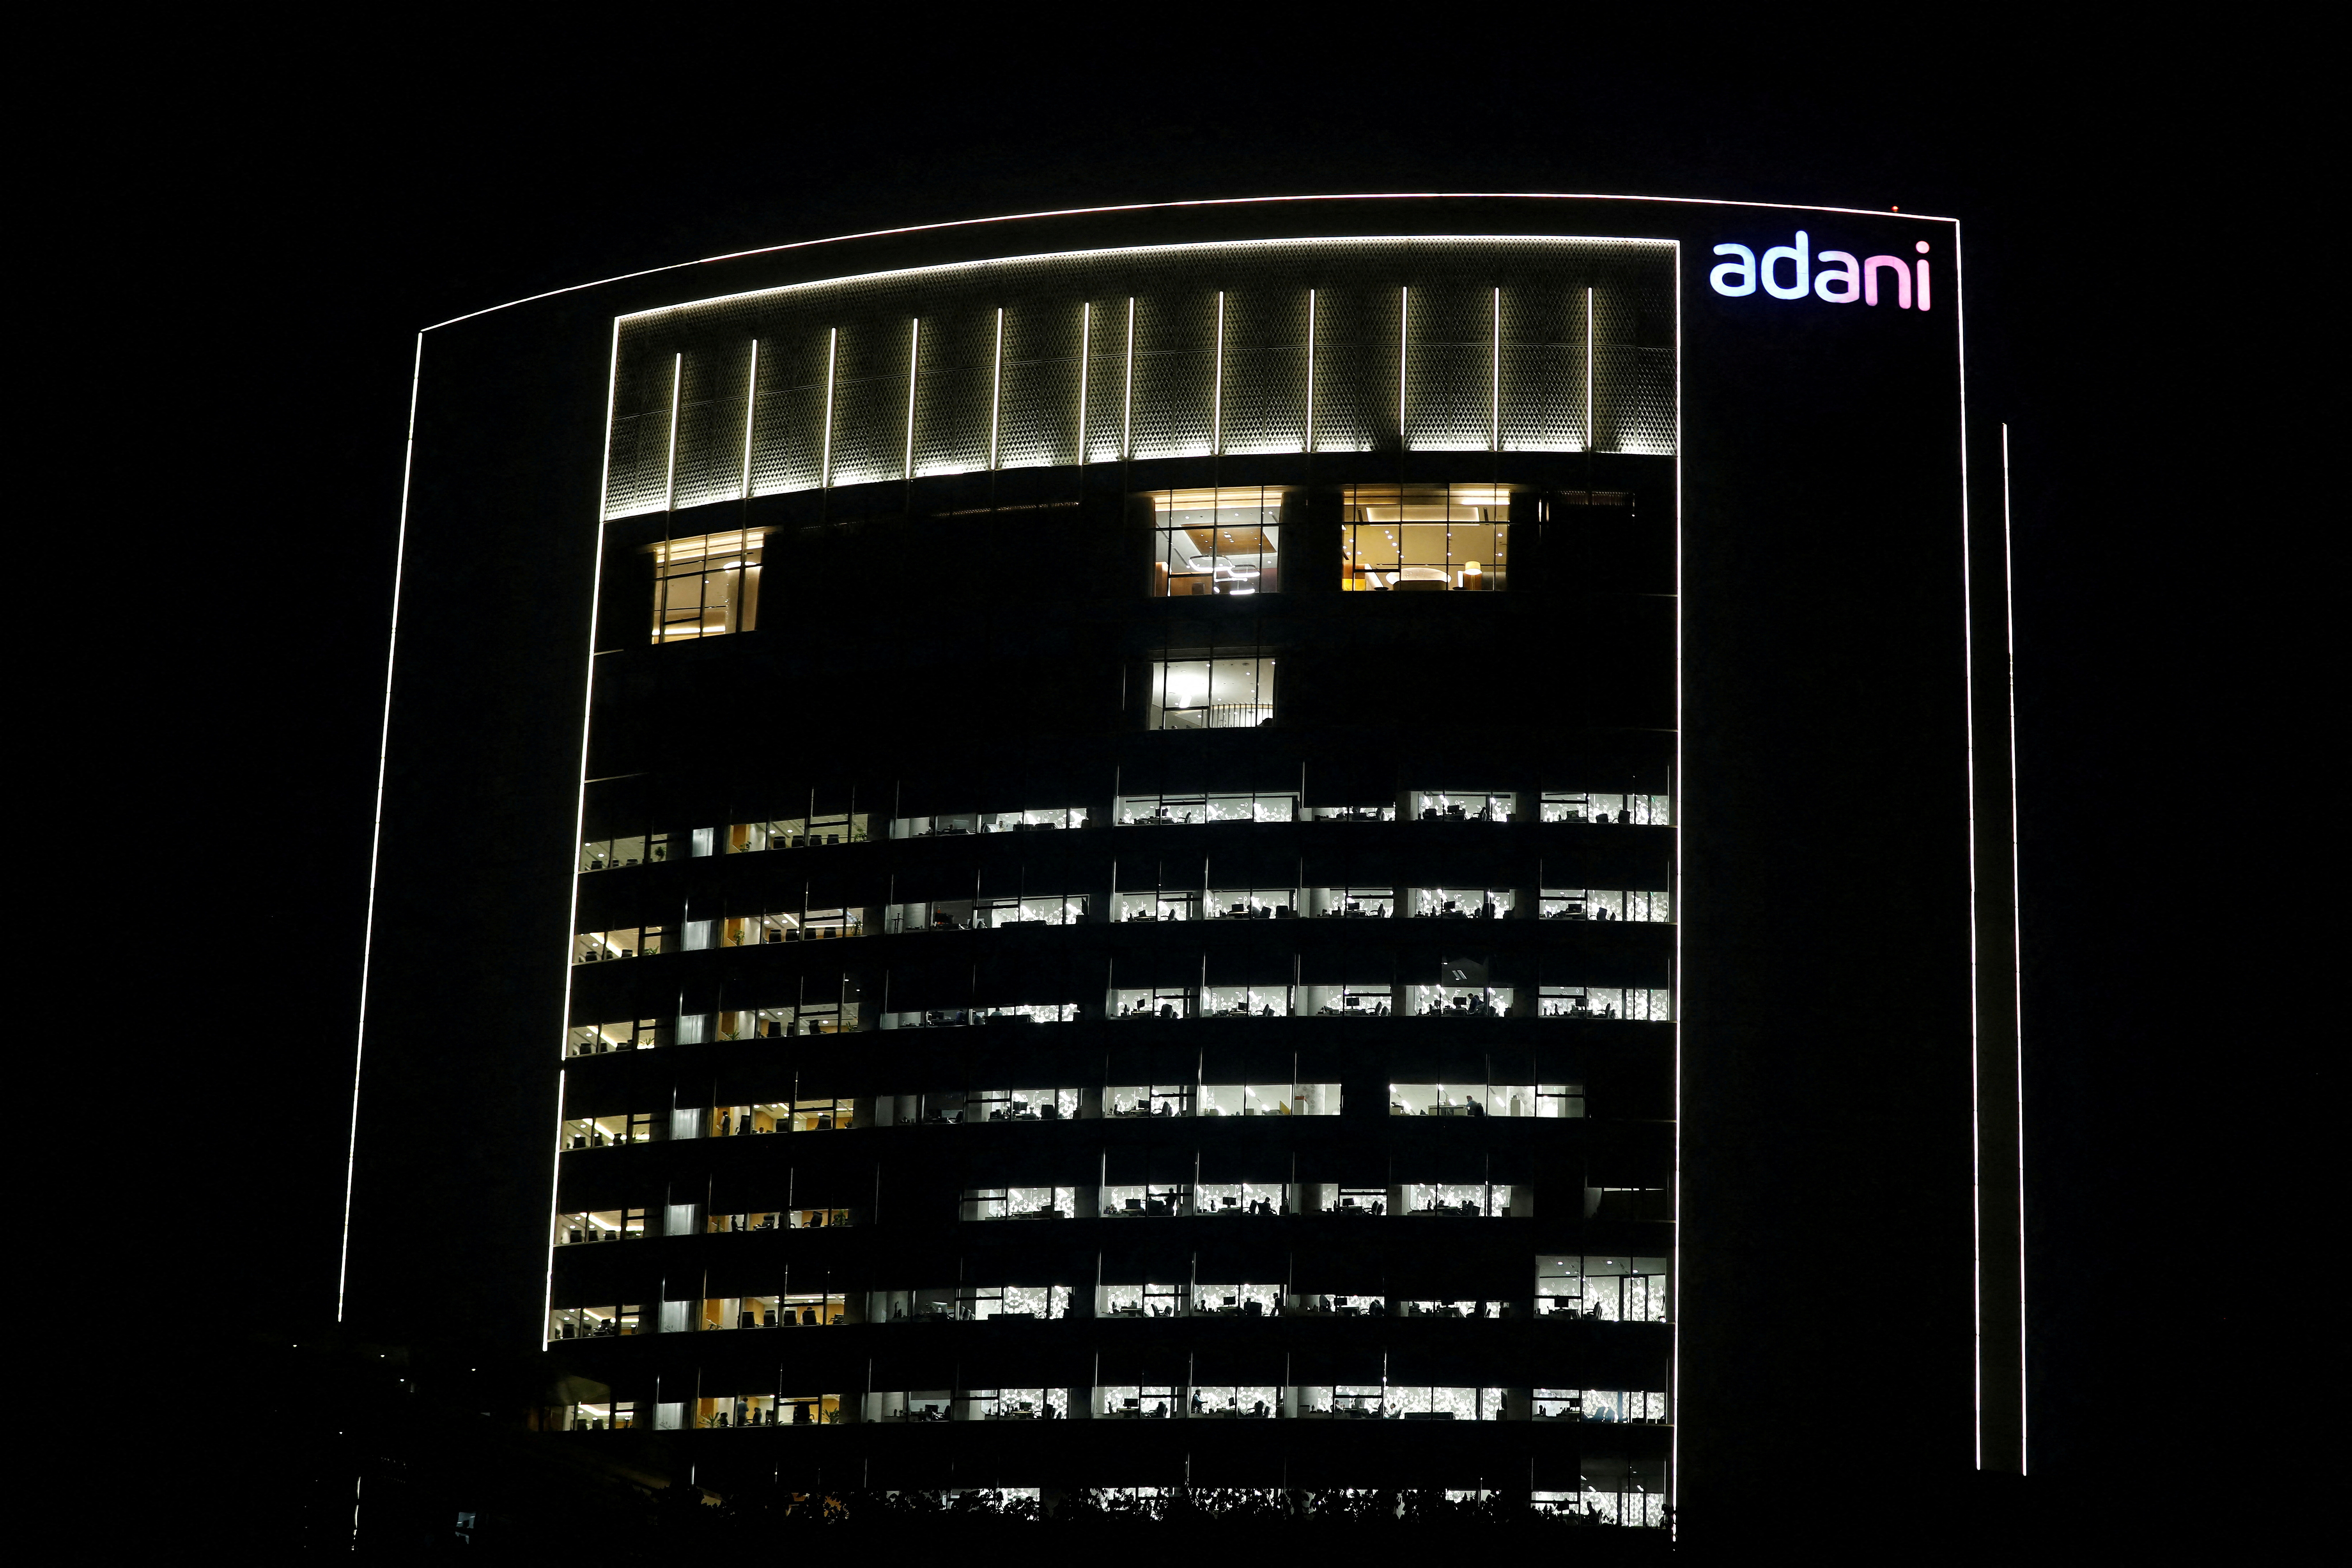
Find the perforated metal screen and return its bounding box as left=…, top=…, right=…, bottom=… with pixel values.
left=604, top=237, right=1675, bottom=519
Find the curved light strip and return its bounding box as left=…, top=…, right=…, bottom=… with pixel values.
left=421, top=193, right=1955, bottom=335
left=335, top=330, right=425, bottom=1323
left=543, top=315, right=626, bottom=1348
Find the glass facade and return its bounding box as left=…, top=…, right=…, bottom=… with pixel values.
left=544, top=232, right=1678, bottom=1509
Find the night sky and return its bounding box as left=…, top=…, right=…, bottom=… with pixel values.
left=134, top=32, right=2286, bottom=1520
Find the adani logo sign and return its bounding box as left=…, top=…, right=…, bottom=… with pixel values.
left=1711, top=232, right=1932, bottom=310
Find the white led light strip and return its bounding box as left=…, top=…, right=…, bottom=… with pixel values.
left=335, top=331, right=426, bottom=1324
left=739, top=339, right=759, bottom=500
left=820, top=328, right=838, bottom=487
left=1213, top=290, right=1225, bottom=456
left=1491, top=285, right=1502, bottom=452
left=1304, top=288, right=1317, bottom=453
left=1668, top=241, right=1685, bottom=1534
left=1398, top=285, right=1410, bottom=444
left=904, top=317, right=920, bottom=479
left=1076, top=302, right=1091, bottom=460
left=662, top=353, right=681, bottom=510
left=542, top=317, right=626, bottom=1345
left=988, top=306, right=1004, bottom=469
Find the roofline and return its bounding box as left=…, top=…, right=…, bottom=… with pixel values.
left=423, top=191, right=1955, bottom=333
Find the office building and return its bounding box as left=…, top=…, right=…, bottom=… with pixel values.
left=343, top=195, right=2023, bottom=1524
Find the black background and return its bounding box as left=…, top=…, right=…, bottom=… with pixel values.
left=102, top=26, right=2298, bottom=1536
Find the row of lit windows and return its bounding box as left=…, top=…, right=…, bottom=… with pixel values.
left=582, top=791, right=1670, bottom=872
left=567, top=982, right=1662, bottom=1048
left=558, top=1184, right=1665, bottom=1244
left=961, top=1181, right=1529, bottom=1221
left=573, top=887, right=1665, bottom=966
left=549, top=1255, right=1664, bottom=1336
left=575, top=1387, right=1665, bottom=1431
left=647, top=486, right=1554, bottom=645
left=568, top=1083, right=1581, bottom=1142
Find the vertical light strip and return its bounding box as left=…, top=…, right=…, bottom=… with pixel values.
left=1304, top=288, right=1317, bottom=453
left=819, top=328, right=838, bottom=488
left=1076, top=302, right=1092, bottom=461
left=1585, top=286, right=1595, bottom=453
left=1399, top=285, right=1410, bottom=444
left=739, top=339, right=759, bottom=500
left=1666, top=241, right=1684, bottom=1534
left=903, top=317, right=920, bottom=479
left=336, top=329, right=427, bottom=1324
left=2001, top=418, right=2029, bottom=1474
left=1122, top=297, right=1135, bottom=459
left=1491, top=285, right=1502, bottom=451
left=1212, top=290, right=1226, bottom=456
left=989, top=306, right=1005, bottom=469
left=545, top=315, right=626, bottom=1348
left=662, top=352, right=682, bottom=511
left=1954, top=217, right=1987, bottom=1471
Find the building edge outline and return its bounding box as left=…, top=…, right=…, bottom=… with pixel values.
left=419, top=193, right=1960, bottom=336
left=337, top=330, right=426, bottom=1324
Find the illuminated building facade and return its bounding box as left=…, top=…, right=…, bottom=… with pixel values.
left=343, top=196, right=2023, bottom=1523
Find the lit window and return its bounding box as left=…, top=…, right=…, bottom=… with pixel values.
left=883, top=892, right=1086, bottom=933
left=954, top=1284, right=1073, bottom=1322
left=879, top=1002, right=1073, bottom=1029
left=1540, top=790, right=1672, bottom=825
left=1105, top=1083, right=1194, bottom=1117
left=650, top=528, right=765, bottom=642
left=699, top=1292, right=845, bottom=1330
left=1537, top=985, right=1672, bottom=1021
left=1111, top=986, right=1195, bottom=1021
left=966, top=1088, right=1080, bottom=1123
left=547, top=1303, right=641, bottom=1341
left=1145, top=657, right=1275, bottom=729
left=1389, top=1082, right=1580, bottom=1119
left=1304, top=800, right=1395, bottom=823
left=725, top=999, right=859, bottom=1038
left=1117, top=789, right=1296, bottom=825
left=1096, top=1384, right=1181, bottom=1419
left=959, top=1389, right=1067, bottom=1421
left=1204, top=886, right=1298, bottom=920
left=1303, top=886, right=1394, bottom=919
left=888, top=805, right=1090, bottom=838
left=1150, top=486, right=1285, bottom=596
left=565, top=1019, right=665, bottom=1057
left=1189, top=1283, right=1282, bottom=1316
left=1535, top=1255, right=1670, bottom=1321
left=724, top=810, right=867, bottom=849
left=560, top=1113, right=654, bottom=1150
left=1539, top=887, right=1671, bottom=923
left=1303, top=982, right=1393, bottom=1016
left=1191, top=1183, right=1288, bottom=1215
left=962, top=1186, right=1078, bottom=1221
left=1187, top=1385, right=1280, bottom=1417
left=705, top=1098, right=856, bottom=1134
left=1341, top=484, right=1510, bottom=591
left=564, top=1398, right=638, bottom=1431
left=1098, top=1183, right=1191, bottom=1217
left=1409, top=788, right=1518, bottom=822
left=721, top=905, right=867, bottom=945
left=578, top=833, right=669, bottom=872
left=1407, top=886, right=1514, bottom=919
left=555, top=1208, right=645, bottom=1244
left=573, top=925, right=664, bottom=962
left=697, top=1391, right=838, bottom=1428
left=1399, top=1181, right=1520, bottom=1217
